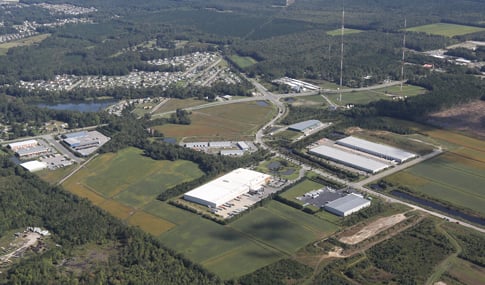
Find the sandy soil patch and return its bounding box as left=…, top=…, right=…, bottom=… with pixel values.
left=0, top=232, right=41, bottom=263
left=339, top=213, right=407, bottom=245
left=427, top=100, right=485, bottom=138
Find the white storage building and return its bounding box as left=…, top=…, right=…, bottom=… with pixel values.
left=184, top=168, right=271, bottom=208
left=336, top=136, right=416, bottom=163
left=8, top=140, right=38, bottom=151
left=324, top=193, right=371, bottom=216
left=20, top=161, right=47, bottom=172
left=288, top=120, right=322, bottom=133
left=309, top=145, right=389, bottom=174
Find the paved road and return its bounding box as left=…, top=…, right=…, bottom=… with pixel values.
left=246, top=79, right=485, bottom=234
left=151, top=80, right=405, bottom=118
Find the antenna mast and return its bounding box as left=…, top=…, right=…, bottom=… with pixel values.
left=401, top=18, right=406, bottom=93
left=339, top=4, right=344, bottom=102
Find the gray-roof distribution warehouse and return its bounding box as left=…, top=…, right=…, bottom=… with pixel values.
left=336, top=136, right=416, bottom=163
left=288, top=120, right=322, bottom=132
left=309, top=145, right=389, bottom=174
left=324, top=193, right=371, bottom=216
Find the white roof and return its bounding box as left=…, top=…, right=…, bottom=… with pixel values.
left=288, top=120, right=321, bottom=132
left=8, top=139, right=38, bottom=149
left=20, top=161, right=47, bottom=172
left=309, top=145, right=389, bottom=173
left=337, top=136, right=416, bottom=162
left=184, top=168, right=270, bottom=207
left=325, top=193, right=370, bottom=213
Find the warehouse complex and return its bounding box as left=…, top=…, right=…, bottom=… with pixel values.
left=324, top=193, right=371, bottom=216
left=62, top=130, right=110, bottom=156
left=184, top=168, right=271, bottom=208
left=309, top=145, right=389, bottom=174
left=336, top=136, right=416, bottom=163
left=288, top=120, right=322, bottom=133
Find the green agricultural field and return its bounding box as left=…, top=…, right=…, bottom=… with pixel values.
left=62, top=147, right=202, bottom=233
left=0, top=34, right=50, bottom=55
left=154, top=101, right=276, bottom=141
left=145, top=201, right=284, bottom=279
left=444, top=259, right=485, bottom=285
left=326, top=84, right=426, bottom=106
left=406, top=23, right=485, bottom=37
left=279, top=179, right=325, bottom=205
left=386, top=151, right=485, bottom=217
left=326, top=28, right=363, bottom=36
left=229, top=201, right=338, bottom=254
left=148, top=199, right=337, bottom=279
left=229, top=54, right=258, bottom=69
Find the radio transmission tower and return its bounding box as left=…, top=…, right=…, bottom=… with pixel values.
left=339, top=4, right=345, bottom=102
left=401, top=18, right=407, bottom=93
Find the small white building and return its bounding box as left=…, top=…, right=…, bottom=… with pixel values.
left=8, top=140, right=38, bottom=151
left=20, top=161, right=47, bottom=172
left=324, top=193, right=371, bottom=216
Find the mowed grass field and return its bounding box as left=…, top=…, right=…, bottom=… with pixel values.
left=326, top=84, right=426, bottom=106
left=154, top=98, right=207, bottom=114
left=154, top=101, right=276, bottom=140
left=62, top=147, right=203, bottom=233
left=0, top=34, right=50, bottom=55
left=229, top=54, right=258, bottom=69
left=279, top=179, right=325, bottom=205
left=386, top=130, right=485, bottom=217
left=326, top=28, right=363, bottom=36
left=147, top=199, right=337, bottom=279
left=406, top=23, right=485, bottom=37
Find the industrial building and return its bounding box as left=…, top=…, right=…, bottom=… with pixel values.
left=309, top=145, right=389, bottom=174
left=20, top=161, right=47, bottom=172
left=184, top=142, right=209, bottom=148
left=62, top=131, right=110, bottom=156
left=8, top=140, right=38, bottom=151
left=237, top=141, right=249, bottom=151
left=220, top=149, right=244, bottom=156
left=336, top=136, right=416, bottom=163
left=62, top=131, right=88, bottom=139
left=324, top=193, right=371, bottom=216
left=184, top=168, right=271, bottom=208
left=288, top=120, right=322, bottom=133
left=16, top=145, right=50, bottom=158
left=209, top=141, right=232, bottom=148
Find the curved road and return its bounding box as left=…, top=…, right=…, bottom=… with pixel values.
left=248, top=80, right=484, bottom=234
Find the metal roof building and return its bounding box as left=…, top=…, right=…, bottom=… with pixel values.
left=309, top=145, right=389, bottom=174
left=288, top=120, right=322, bottom=132
left=336, top=136, right=416, bottom=163
left=324, top=193, right=371, bottom=216
left=20, top=161, right=47, bottom=172
left=8, top=140, right=38, bottom=151
left=184, top=168, right=271, bottom=208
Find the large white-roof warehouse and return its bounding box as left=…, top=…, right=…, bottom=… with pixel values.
left=184, top=168, right=271, bottom=208
left=337, top=136, right=416, bottom=163
left=309, top=145, right=389, bottom=174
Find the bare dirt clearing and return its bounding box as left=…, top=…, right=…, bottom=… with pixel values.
left=0, top=232, right=41, bottom=263
left=427, top=100, right=485, bottom=138
left=339, top=213, right=407, bottom=245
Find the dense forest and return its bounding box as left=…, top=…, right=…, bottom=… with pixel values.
left=0, top=158, right=221, bottom=284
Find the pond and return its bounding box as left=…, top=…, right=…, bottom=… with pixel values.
left=37, top=100, right=116, bottom=113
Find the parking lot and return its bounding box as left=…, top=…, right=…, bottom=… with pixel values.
left=212, top=178, right=289, bottom=219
